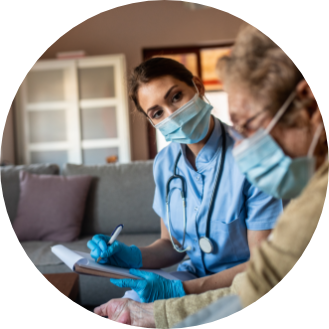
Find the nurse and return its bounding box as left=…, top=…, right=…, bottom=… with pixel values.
left=87, top=57, right=283, bottom=302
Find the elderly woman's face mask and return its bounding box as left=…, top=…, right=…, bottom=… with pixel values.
left=232, top=91, right=323, bottom=199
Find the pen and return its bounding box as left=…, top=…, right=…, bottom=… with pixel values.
left=96, top=224, right=124, bottom=263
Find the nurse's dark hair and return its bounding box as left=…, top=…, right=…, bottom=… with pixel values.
left=217, top=25, right=306, bottom=126
left=129, top=57, right=194, bottom=115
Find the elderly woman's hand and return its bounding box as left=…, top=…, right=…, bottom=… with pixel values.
left=94, top=298, right=156, bottom=328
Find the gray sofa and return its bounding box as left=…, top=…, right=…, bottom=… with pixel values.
left=1, top=161, right=177, bottom=306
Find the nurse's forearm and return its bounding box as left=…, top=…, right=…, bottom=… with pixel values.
left=182, top=262, right=248, bottom=295
left=139, top=238, right=185, bottom=269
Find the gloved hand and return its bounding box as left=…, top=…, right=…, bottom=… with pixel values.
left=87, top=234, right=142, bottom=269
left=110, top=269, right=186, bottom=303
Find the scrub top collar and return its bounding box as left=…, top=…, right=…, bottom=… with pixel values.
left=181, top=117, right=224, bottom=172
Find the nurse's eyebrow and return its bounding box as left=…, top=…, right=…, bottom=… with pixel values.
left=164, top=85, right=178, bottom=100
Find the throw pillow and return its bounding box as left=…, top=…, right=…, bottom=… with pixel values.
left=12, top=171, right=92, bottom=242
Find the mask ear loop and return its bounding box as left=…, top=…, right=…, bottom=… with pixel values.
left=265, top=90, right=297, bottom=134
left=307, top=124, right=323, bottom=157
left=147, top=116, right=156, bottom=128
left=192, top=79, right=211, bottom=105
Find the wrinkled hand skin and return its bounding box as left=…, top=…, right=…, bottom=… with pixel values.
left=94, top=298, right=156, bottom=327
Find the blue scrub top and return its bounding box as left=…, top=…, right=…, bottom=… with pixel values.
left=153, top=118, right=283, bottom=278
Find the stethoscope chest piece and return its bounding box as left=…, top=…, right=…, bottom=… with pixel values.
left=199, top=237, right=213, bottom=254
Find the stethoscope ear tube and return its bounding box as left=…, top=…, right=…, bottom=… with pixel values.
left=205, top=120, right=227, bottom=240
left=165, top=120, right=227, bottom=271
left=166, top=152, right=191, bottom=253
left=201, top=120, right=227, bottom=274
left=166, top=200, right=191, bottom=253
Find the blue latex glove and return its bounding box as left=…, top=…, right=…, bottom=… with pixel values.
left=110, top=269, right=186, bottom=303
left=87, top=234, right=142, bottom=269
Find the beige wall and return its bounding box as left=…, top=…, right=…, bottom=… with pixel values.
left=5, top=2, right=244, bottom=162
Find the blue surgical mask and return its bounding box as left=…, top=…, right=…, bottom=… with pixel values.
left=232, top=91, right=322, bottom=199
left=151, top=84, right=213, bottom=144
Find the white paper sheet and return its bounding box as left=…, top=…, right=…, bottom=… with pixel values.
left=51, top=245, right=84, bottom=271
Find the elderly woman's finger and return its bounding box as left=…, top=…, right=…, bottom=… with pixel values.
left=94, top=303, right=108, bottom=317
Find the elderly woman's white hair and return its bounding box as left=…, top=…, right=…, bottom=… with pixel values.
left=217, top=25, right=308, bottom=127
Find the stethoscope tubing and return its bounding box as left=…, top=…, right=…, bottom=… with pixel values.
left=205, top=120, right=227, bottom=238
left=166, top=119, right=227, bottom=265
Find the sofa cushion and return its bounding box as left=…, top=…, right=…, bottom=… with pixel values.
left=13, top=171, right=92, bottom=242
left=64, top=162, right=160, bottom=235
left=1, top=164, right=59, bottom=222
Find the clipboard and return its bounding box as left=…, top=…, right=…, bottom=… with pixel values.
left=51, top=244, right=178, bottom=280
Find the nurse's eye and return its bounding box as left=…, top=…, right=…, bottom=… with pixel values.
left=152, top=109, right=164, bottom=120
left=172, top=91, right=182, bottom=103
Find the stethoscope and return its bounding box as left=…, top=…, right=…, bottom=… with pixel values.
left=166, top=119, right=227, bottom=255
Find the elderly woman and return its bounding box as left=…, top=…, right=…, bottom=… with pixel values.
left=93, top=25, right=328, bottom=328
